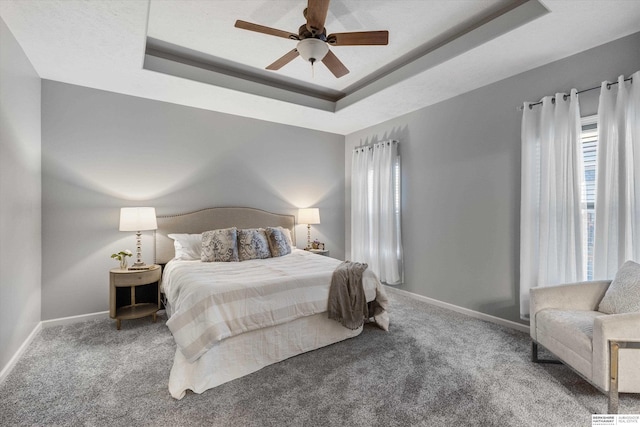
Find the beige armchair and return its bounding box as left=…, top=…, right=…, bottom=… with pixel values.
left=530, top=280, right=640, bottom=413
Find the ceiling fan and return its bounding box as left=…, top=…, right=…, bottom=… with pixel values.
left=234, top=0, right=389, bottom=78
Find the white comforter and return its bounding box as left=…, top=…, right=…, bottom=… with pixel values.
left=162, top=249, right=379, bottom=363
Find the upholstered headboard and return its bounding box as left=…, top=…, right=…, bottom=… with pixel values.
left=154, top=207, right=296, bottom=264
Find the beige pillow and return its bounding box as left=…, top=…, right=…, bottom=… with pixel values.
left=598, top=260, right=640, bottom=314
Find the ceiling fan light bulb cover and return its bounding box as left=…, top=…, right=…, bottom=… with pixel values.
left=296, top=38, right=329, bottom=63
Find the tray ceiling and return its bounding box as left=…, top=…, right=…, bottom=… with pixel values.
left=1, top=0, right=640, bottom=134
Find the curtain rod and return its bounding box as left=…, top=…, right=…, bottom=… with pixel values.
left=353, top=140, right=398, bottom=153
left=518, top=76, right=633, bottom=111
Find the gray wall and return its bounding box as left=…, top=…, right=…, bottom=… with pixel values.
left=41, top=81, right=345, bottom=320
left=345, top=32, right=640, bottom=325
left=0, top=19, right=42, bottom=370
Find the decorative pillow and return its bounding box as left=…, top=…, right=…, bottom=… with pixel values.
left=168, top=233, right=202, bottom=260
left=598, top=260, right=640, bottom=314
left=265, top=227, right=292, bottom=257
left=237, top=228, right=271, bottom=261
left=201, top=228, right=239, bottom=262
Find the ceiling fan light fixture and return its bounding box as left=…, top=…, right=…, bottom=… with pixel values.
left=296, top=38, right=329, bottom=64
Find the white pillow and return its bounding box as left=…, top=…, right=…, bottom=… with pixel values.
left=598, top=260, right=640, bottom=314
left=168, top=233, right=202, bottom=261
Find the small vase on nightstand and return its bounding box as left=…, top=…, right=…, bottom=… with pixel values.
left=120, top=258, right=128, bottom=270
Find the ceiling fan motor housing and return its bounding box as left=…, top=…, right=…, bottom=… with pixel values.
left=297, top=24, right=326, bottom=41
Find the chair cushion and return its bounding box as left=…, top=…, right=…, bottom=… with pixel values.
left=598, top=260, right=640, bottom=314
left=536, top=309, right=605, bottom=367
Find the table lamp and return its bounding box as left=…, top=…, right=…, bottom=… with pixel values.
left=119, top=207, right=157, bottom=268
left=298, top=208, right=320, bottom=249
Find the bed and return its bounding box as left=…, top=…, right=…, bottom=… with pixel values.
left=155, top=207, right=388, bottom=399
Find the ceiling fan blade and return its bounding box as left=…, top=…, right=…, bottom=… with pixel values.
left=327, top=31, right=389, bottom=46
left=266, top=49, right=300, bottom=70
left=235, top=20, right=298, bottom=40
left=305, top=0, right=330, bottom=35
left=321, top=49, right=349, bottom=78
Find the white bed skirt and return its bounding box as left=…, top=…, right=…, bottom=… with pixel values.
left=169, top=312, right=362, bottom=399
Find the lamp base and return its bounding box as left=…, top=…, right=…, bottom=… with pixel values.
left=133, top=230, right=147, bottom=267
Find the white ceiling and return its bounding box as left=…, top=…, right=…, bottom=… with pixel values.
left=1, top=0, right=640, bottom=135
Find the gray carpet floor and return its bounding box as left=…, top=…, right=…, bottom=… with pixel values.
left=1, top=291, right=638, bottom=426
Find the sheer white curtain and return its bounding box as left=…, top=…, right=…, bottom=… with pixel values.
left=351, top=140, right=403, bottom=285
left=594, top=71, right=640, bottom=279
left=520, top=89, right=585, bottom=318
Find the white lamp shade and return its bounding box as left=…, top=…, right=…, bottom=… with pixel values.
left=119, top=207, right=157, bottom=231
left=296, top=39, right=329, bottom=63
left=298, top=208, right=320, bottom=225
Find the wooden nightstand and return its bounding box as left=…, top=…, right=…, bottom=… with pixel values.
left=109, top=265, right=162, bottom=330
left=306, top=248, right=330, bottom=257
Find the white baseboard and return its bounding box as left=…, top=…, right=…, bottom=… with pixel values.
left=0, top=322, right=42, bottom=385
left=1, top=310, right=111, bottom=384
left=41, top=311, right=110, bottom=328
left=384, top=286, right=530, bottom=333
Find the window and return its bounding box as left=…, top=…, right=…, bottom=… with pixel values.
left=580, top=115, right=597, bottom=280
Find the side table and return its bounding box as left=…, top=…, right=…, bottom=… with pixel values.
left=305, top=248, right=330, bottom=257
left=109, top=265, right=162, bottom=330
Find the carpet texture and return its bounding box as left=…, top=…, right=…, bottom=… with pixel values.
left=1, top=290, right=638, bottom=426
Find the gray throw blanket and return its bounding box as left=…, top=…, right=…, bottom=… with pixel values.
left=327, top=261, right=371, bottom=330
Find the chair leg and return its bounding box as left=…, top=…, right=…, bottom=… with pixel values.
left=609, top=341, right=619, bottom=414
left=531, top=341, right=562, bottom=364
